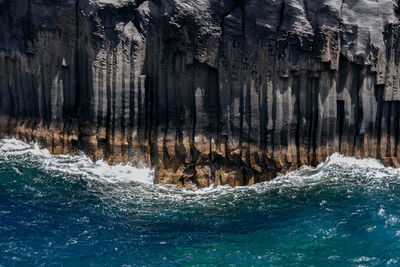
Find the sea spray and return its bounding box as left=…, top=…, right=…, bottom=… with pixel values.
left=0, top=138, right=154, bottom=184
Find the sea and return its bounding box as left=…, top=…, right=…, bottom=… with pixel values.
left=1, top=138, right=400, bottom=266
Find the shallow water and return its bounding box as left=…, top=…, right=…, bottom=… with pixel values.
left=1, top=139, right=400, bottom=266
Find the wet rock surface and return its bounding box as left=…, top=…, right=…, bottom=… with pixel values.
left=1, top=0, right=400, bottom=187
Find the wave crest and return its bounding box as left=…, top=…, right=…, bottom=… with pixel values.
left=0, top=138, right=154, bottom=184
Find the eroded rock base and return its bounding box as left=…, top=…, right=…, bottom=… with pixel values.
left=2, top=114, right=400, bottom=189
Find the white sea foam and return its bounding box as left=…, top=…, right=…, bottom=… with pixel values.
left=0, top=138, right=397, bottom=196
left=151, top=151, right=398, bottom=202
left=0, top=138, right=154, bottom=185
left=321, top=152, right=385, bottom=169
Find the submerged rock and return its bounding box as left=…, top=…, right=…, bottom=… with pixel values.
left=1, top=0, right=400, bottom=187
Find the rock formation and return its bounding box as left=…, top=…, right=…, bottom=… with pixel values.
left=1, top=0, right=400, bottom=188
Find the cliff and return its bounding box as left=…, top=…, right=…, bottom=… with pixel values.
left=1, top=0, right=400, bottom=188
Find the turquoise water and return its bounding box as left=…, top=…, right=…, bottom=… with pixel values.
left=1, top=139, right=400, bottom=266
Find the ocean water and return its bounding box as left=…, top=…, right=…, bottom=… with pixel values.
left=1, top=139, right=400, bottom=266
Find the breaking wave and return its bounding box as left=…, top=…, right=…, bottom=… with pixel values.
left=0, top=138, right=154, bottom=185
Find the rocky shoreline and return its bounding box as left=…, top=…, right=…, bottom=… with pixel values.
left=2, top=0, right=400, bottom=188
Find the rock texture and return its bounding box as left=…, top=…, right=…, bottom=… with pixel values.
left=1, top=0, right=400, bottom=187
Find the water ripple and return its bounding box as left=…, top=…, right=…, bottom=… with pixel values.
left=1, top=139, right=400, bottom=265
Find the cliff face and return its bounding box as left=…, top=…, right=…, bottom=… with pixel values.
left=1, top=0, right=400, bottom=188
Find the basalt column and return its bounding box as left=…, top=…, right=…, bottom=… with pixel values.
left=2, top=0, right=400, bottom=188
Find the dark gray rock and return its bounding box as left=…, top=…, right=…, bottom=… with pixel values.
left=1, top=0, right=400, bottom=187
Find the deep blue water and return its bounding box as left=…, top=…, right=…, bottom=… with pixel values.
left=1, top=139, right=400, bottom=266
